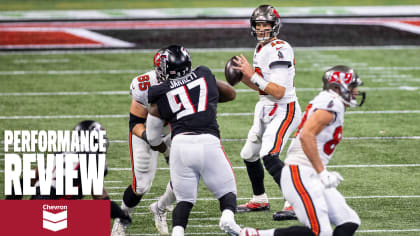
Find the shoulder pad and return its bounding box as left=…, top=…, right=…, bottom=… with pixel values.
left=312, top=91, right=344, bottom=114
left=130, top=70, right=158, bottom=105
left=148, top=82, right=168, bottom=104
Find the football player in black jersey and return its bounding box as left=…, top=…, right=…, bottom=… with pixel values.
left=145, top=45, right=240, bottom=236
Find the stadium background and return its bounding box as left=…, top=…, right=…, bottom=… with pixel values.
left=0, top=0, right=420, bottom=235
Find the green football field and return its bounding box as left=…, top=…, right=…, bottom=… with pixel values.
left=1, top=0, right=419, bottom=10
left=0, top=47, right=420, bottom=235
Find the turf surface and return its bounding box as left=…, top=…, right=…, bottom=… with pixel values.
left=0, top=47, right=419, bottom=235
left=1, top=0, right=419, bottom=11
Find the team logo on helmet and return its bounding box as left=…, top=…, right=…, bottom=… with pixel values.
left=330, top=71, right=354, bottom=85
left=322, top=65, right=365, bottom=107
left=272, top=9, right=280, bottom=18
left=154, top=52, right=161, bottom=67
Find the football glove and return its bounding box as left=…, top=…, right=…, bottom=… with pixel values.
left=319, top=169, right=343, bottom=188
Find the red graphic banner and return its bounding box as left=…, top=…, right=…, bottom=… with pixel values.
left=0, top=200, right=110, bottom=235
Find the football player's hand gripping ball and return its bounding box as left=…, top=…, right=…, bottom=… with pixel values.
left=224, top=56, right=243, bottom=86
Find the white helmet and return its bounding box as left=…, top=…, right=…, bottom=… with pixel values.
left=322, top=65, right=366, bottom=107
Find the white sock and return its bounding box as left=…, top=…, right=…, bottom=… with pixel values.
left=253, top=193, right=268, bottom=203
left=283, top=200, right=292, bottom=209
left=121, top=201, right=134, bottom=215
left=220, top=209, right=240, bottom=233
left=221, top=209, right=235, bottom=220
left=158, top=181, right=176, bottom=211
left=171, top=226, right=184, bottom=236
left=258, top=229, right=275, bottom=236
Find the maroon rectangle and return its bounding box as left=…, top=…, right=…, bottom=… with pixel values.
left=0, top=200, right=110, bottom=235
left=0, top=31, right=101, bottom=45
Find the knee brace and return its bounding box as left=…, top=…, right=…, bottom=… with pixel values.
left=240, top=134, right=261, bottom=162
left=219, top=192, right=237, bottom=213
left=123, top=185, right=142, bottom=208
left=135, top=179, right=153, bottom=195
left=136, top=152, right=152, bottom=172
left=172, top=201, right=194, bottom=229
left=262, top=154, right=284, bottom=187
left=333, top=222, right=359, bottom=236
left=244, top=160, right=265, bottom=195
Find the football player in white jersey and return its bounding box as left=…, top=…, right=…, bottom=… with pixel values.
left=112, top=49, right=176, bottom=236
left=232, top=4, right=301, bottom=218
left=240, top=65, right=366, bottom=236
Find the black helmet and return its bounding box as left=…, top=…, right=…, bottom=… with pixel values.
left=250, top=5, right=282, bottom=42
left=322, top=65, right=366, bottom=107
left=73, top=120, right=109, bottom=153
left=159, top=45, right=191, bottom=80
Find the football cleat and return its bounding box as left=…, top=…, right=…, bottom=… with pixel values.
left=272, top=206, right=298, bottom=221
left=149, top=202, right=169, bottom=235
left=219, top=210, right=241, bottom=236
left=240, top=227, right=260, bottom=236
left=111, top=217, right=130, bottom=236
left=237, top=201, right=270, bottom=213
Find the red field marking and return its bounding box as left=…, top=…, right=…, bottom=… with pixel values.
left=401, top=20, right=420, bottom=27
left=0, top=19, right=249, bottom=30
left=0, top=31, right=102, bottom=46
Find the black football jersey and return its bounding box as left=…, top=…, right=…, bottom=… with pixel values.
left=148, top=66, right=220, bottom=138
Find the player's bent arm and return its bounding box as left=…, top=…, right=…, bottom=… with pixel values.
left=261, top=81, right=285, bottom=100
left=232, top=55, right=259, bottom=91
left=299, top=109, right=334, bottom=174
left=233, top=54, right=286, bottom=99
left=264, top=65, right=288, bottom=99
left=216, top=79, right=236, bottom=102
left=241, top=75, right=260, bottom=91
left=145, top=103, right=168, bottom=153
left=129, top=98, right=148, bottom=138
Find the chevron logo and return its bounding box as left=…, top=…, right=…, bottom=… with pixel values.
left=42, top=207, right=68, bottom=232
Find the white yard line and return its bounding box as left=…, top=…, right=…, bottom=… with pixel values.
left=2, top=66, right=420, bottom=75
left=358, top=229, right=420, bottom=233
left=107, top=136, right=420, bottom=144
left=13, top=59, right=70, bottom=64
left=126, top=229, right=420, bottom=235
left=0, top=86, right=418, bottom=96
left=187, top=225, right=219, bottom=228
left=1, top=110, right=420, bottom=120
left=0, top=45, right=420, bottom=55
left=107, top=164, right=420, bottom=171
left=0, top=69, right=138, bottom=75
left=112, top=195, right=420, bottom=203
left=0, top=91, right=128, bottom=96
left=0, top=114, right=128, bottom=119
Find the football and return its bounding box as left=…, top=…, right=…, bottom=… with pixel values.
left=224, top=56, right=243, bottom=86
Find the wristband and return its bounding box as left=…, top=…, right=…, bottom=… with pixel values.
left=141, top=130, right=149, bottom=144
left=250, top=73, right=269, bottom=91
left=129, top=113, right=146, bottom=132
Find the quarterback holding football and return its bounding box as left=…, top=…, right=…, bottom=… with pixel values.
left=231, top=4, right=302, bottom=219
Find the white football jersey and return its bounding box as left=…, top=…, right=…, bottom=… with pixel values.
left=130, top=70, right=160, bottom=105
left=285, top=91, right=345, bottom=168
left=253, top=39, right=297, bottom=104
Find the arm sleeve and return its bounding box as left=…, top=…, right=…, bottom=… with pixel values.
left=267, top=65, right=289, bottom=87
left=145, top=114, right=165, bottom=146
